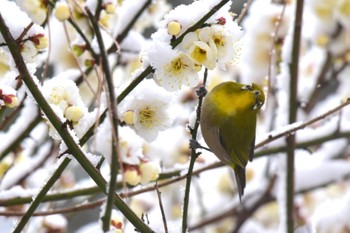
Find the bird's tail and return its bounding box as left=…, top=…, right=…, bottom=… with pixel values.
left=233, top=165, right=246, bottom=202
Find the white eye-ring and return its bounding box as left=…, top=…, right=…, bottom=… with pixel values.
left=241, top=84, right=252, bottom=90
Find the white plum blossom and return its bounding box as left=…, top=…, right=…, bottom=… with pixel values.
left=95, top=120, right=144, bottom=165
left=16, top=0, right=48, bottom=25
left=4, top=0, right=350, bottom=232
left=120, top=79, right=172, bottom=142
left=0, top=1, right=44, bottom=41
left=188, top=40, right=217, bottom=70
left=41, top=76, right=89, bottom=139
left=145, top=0, right=243, bottom=91
left=146, top=41, right=199, bottom=91
left=0, top=0, right=47, bottom=71
left=199, top=24, right=240, bottom=67
left=42, top=78, right=85, bottom=112
left=54, top=1, right=70, bottom=22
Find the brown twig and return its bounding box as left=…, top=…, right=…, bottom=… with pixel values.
left=40, top=10, right=52, bottom=82
left=286, top=0, right=304, bottom=231
left=188, top=176, right=277, bottom=232
left=236, top=0, right=253, bottom=24
left=16, top=22, right=34, bottom=43
left=3, top=171, right=350, bottom=219
left=0, top=199, right=104, bottom=217
left=1, top=99, right=349, bottom=207
left=302, top=52, right=332, bottom=113
left=155, top=183, right=168, bottom=233
left=255, top=98, right=350, bottom=149
left=232, top=176, right=277, bottom=233
left=8, top=142, right=56, bottom=189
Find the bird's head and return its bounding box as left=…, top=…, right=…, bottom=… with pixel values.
left=241, top=83, right=265, bottom=110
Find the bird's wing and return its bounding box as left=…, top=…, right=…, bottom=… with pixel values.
left=201, top=124, right=233, bottom=166
left=218, top=127, right=248, bottom=168
left=217, top=117, right=255, bottom=168
left=249, top=137, right=255, bottom=162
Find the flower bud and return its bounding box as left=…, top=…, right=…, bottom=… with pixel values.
left=30, top=34, right=49, bottom=50
left=217, top=17, right=226, bottom=25
left=84, top=59, right=95, bottom=68
left=54, top=2, right=70, bottom=21
left=167, top=21, right=181, bottom=36
left=111, top=216, right=123, bottom=230
left=316, top=35, right=329, bottom=47
left=72, top=44, right=86, bottom=57
left=123, top=110, right=134, bottom=125
left=124, top=167, right=141, bottom=186
left=139, top=162, right=160, bottom=184
left=99, top=11, right=111, bottom=28
left=5, top=95, right=19, bottom=108
left=105, top=3, right=116, bottom=14
left=65, top=106, right=84, bottom=123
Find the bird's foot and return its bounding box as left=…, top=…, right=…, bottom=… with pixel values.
left=189, top=139, right=211, bottom=152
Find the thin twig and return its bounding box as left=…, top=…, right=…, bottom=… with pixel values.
left=267, top=1, right=287, bottom=107
left=16, top=22, right=34, bottom=43
left=0, top=111, right=42, bottom=161
left=232, top=176, right=277, bottom=233
left=302, top=53, right=332, bottom=113
left=2, top=99, right=350, bottom=207
left=182, top=68, right=209, bottom=232
left=155, top=183, right=168, bottom=233
left=188, top=176, right=277, bottom=232
left=12, top=157, right=71, bottom=233
left=255, top=98, right=350, bottom=149
left=41, top=10, right=52, bottom=82
left=0, top=198, right=104, bottom=216
left=236, top=0, right=253, bottom=24
left=0, top=14, right=154, bottom=233
left=3, top=170, right=350, bottom=219
left=286, top=0, right=304, bottom=232
left=86, top=7, right=121, bottom=232
left=62, top=21, right=94, bottom=93
left=75, top=0, right=232, bottom=153
left=6, top=142, right=55, bottom=189
left=172, top=0, right=230, bottom=49
left=108, top=0, right=152, bottom=53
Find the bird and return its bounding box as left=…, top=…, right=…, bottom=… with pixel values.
left=200, top=81, right=265, bottom=201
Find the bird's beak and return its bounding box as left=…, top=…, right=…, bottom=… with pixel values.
left=253, top=99, right=263, bottom=110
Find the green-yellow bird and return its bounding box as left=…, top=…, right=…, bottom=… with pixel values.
left=200, top=81, right=265, bottom=201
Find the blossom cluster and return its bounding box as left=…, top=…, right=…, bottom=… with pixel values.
left=1, top=0, right=350, bottom=232
left=94, top=118, right=161, bottom=186
left=0, top=1, right=48, bottom=83
left=41, top=74, right=89, bottom=139
left=145, top=0, right=242, bottom=91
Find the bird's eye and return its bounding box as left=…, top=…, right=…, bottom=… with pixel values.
left=241, top=84, right=252, bottom=90
left=253, top=90, right=260, bottom=96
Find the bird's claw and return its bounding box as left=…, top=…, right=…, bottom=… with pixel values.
left=189, top=139, right=201, bottom=150
left=189, top=139, right=211, bottom=152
